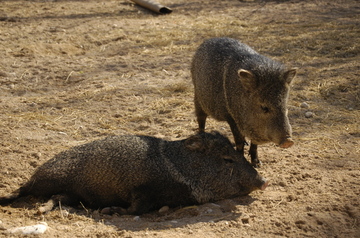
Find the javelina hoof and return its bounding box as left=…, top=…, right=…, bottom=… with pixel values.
left=249, top=143, right=261, bottom=168
left=252, top=160, right=262, bottom=168
left=100, top=206, right=127, bottom=215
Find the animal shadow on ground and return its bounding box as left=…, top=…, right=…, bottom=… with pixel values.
left=3, top=195, right=257, bottom=232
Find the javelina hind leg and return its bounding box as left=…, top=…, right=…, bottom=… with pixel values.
left=249, top=143, right=261, bottom=168
left=125, top=188, right=157, bottom=215
left=194, top=99, right=207, bottom=132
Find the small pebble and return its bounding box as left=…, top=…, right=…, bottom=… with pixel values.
left=241, top=214, right=250, bottom=224
left=0, top=220, right=6, bottom=230
left=300, top=102, right=310, bottom=109
left=278, top=181, right=287, bottom=187
left=61, top=210, right=69, bottom=217
left=31, top=153, right=41, bottom=159
left=158, top=206, right=169, bottom=214
left=305, top=111, right=313, bottom=118
left=205, top=208, right=213, bottom=214
left=133, top=216, right=140, bottom=221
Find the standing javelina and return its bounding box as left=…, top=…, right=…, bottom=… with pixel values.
left=0, top=131, right=268, bottom=215
left=191, top=37, right=297, bottom=167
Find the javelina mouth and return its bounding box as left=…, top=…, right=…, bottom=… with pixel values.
left=279, top=138, right=294, bottom=148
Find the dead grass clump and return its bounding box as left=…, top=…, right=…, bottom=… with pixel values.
left=318, top=77, right=360, bottom=110
left=0, top=1, right=359, bottom=237
left=5, top=112, right=57, bottom=129
left=161, top=82, right=192, bottom=95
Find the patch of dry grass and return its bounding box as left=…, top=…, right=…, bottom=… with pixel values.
left=0, top=1, right=359, bottom=237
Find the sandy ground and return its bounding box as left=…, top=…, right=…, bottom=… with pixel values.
left=0, top=0, right=359, bottom=237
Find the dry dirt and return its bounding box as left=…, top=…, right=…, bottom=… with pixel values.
left=0, top=0, right=359, bottom=237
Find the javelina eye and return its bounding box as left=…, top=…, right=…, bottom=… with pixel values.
left=261, top=106, right=270, bottom=113
left=223, top=158, right=235, bottom=164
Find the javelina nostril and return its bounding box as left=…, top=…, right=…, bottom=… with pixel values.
left=279, top=138, right=294, bottom=148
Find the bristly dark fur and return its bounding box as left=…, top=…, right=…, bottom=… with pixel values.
left=191, top=37, right=296, bottom=167
left=0, top=131, right=266, bottom=215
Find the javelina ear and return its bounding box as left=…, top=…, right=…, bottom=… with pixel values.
left=185, top=135, right=205, bottom=152
left=238, top=69, right=256, bottom=90
left=284, top=68, right=297, bottom=85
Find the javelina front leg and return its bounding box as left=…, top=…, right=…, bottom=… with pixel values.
left=126, top=188, right=157, bottom=215
left=38, top=194, right=75, bottom=214
left=249, top=143, right=261, bottom=168
left=100, top=206, right=127, bottom=215
left=228, top=118, right=261, bottom=167
left=227, top=118, right=246, bottom=156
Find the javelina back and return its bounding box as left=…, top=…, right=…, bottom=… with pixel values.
left=0, top=131, right=268, bottom=215
left=191, top=37, right=297, bottom=167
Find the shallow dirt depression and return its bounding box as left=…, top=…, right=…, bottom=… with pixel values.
left=0, top=0, right=359, bottom=237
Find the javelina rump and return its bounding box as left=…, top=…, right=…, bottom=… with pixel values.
left=0, top=131, right=268, bottom=215
left=191, top=37, right=297, bottom=167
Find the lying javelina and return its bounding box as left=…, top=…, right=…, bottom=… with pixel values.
left=191, top=37, right=296, bottom=167
left=0, top=131, right=268, bottom=215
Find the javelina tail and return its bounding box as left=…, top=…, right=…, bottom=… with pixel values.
left=0, top=185, right=31, bottom=206
left=0, top=194, right=21, bottom=205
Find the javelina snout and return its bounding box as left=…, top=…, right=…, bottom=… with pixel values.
left=0, top=131, right=267, bottom=215
left=263, top=114, right=294, bottom=148
left=279, top=137, right=294, bottom=148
